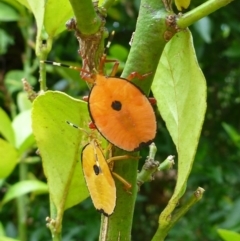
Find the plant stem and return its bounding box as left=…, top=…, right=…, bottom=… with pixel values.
left=16, top=15, right=35, bottom=240
left=104, top=150, right=139, bottom=241
left=17, top=159, right=28, bottom=241
left=151, top=187, right=205, bottom=241
left=177, top=0, right=235, bottom=29
left=137, top=143, right=159, bottom=187
left=46, top=200, right=62, bottom=241
left=37, top=37, right=53, bottom=91
left=121, top=0, right=174, bottom=95
left=52, top=234, right=61, bottom=241
left=68, top=0, right=102, bottom=35
left=101, top=0, right=116, bottom=10
left=158, top=155, right=175, bottom=171
left=102, top=0, right=174, bottom=240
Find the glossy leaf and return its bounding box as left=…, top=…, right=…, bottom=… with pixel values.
left=32, top=91, right=90, bottom=211
left=0, top=237, right=20, bottom=241
left=0, top=2, right=19, bottom=22
left=0, top=222, right=5, bottom=236
left=16, top=0, right=73, bottom=39
left=0, top=108, right=15, bottom=146
left=0, top=139, right=18, bottom=179
left=194, top=17, right=212, bottom=43
left=218, top=199, right=240, bottom=229
left=0, top=29, right=14, bottom=55
left=12, top=109, right=35, bottom=154
left=109, top=44, right=128, bottom=62
left=44, top=0, right=73, bottom=37
left=15, top=0, right=31, bottom=11
left=222, top=122, right=240, bottom=148
left=1, top=180, right=48, bottom=207
left=217, top=229, right=240, bottom=241
left=17, top=92, right=32, bottom=112
left=4, top=70, right=36, bottom=94
left=3, top=0, right=28, bottom=17
left=152, top=29, right=207, bottom=218
left=25, top=0, right=44, bottom=39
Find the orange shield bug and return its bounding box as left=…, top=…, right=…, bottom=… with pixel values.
left=67, top=121, right=138, bottom=216
left=81, top=140, right=116, bottom=216
left=87, top=55, right=157, bottom=151
left=42, top=38, right=157, bottom=151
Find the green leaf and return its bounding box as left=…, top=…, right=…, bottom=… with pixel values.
left=0, top=222, right=5, bottom=236
left=16, top=0, right=73, bottom=53
left=46, top=61, right=87, bottom=91
left=32, top=91, right=90, bottom=211
left=0, top=139, right=18, bottom=179
left=0, top=237, right=20, bottom=241
left=25, top=0, right=44, bottom=40
left=4, top=70, right=37, bottom=94
left=152, top=29, right=207, bottom=220
left=15, top=0, right=31, bottom=11
left=194, top=17, right=212, bottom=44
left=0, top=2, right=20, bottom=22
left=222, top=122, right=240, bottom=148
left=223, top=41, right=240, bottom=58
left=217, top=229, right=240, bottom=241
left=2, top=0, right=28, bottom=17
left=44, top=0, right=74, bottom=37
left=17, top=92, right=32, bottom=112
left=0, top=180, right=4, bottom=189
left=109, top=44, right=128, bottom=62
left=0, top=108, right=15, bottom=146
left=12, top=109, right=35, bottom=154
left=0, top=29, right=14, bottom=55
left=1, top=180, right=48, bottom=207
left=218, top=199, right=240, bottom=229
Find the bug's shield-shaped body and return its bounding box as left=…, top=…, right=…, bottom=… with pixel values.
left=81, top=141, right=116, bottom=216
left=88, top=76, right=157, bottom=151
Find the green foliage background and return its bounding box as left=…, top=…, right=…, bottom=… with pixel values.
left=0, top=0, right=240, bottom=240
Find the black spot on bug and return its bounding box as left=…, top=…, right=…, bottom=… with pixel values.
left=111, top=100, right=122, bottom=111
left=93, top=164, right=101, bottom=175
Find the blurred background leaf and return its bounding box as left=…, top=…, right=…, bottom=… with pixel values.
left=0, top=139, right=18, bottom=179
left=217, top=229, right=240, bottom=241
left=0, top=180, right=48, bottom=207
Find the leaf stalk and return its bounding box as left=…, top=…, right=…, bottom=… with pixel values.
left=177, top=0, right=235, bottom=29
